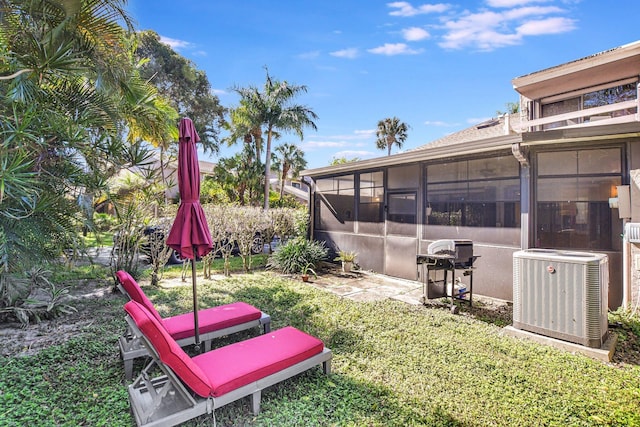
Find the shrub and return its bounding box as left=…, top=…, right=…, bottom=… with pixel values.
left=93, top=213, right=117, bottom=232
left=0, top=268, right=76, bottom=326
left=267, top=237, right=328, bottom=274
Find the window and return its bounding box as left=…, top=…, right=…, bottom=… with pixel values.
left=387, top=192, right=417, bottom=236
left=541, top=81, right=637, bottom=130
left=359, top=171, right=384, bottom=223
left=426, top=155, right=520, bottom=228
left=358, top=171, right=384, bottom=234
left=315, top=175, right=354, bottom=232
left=535, top=148, right=622, bottom=250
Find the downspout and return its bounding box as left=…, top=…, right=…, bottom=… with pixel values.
left=512, top=141, right=530, bottom=249
left=302, top=176, right=314, bottom=240
left=623, top=223, right=631, bottom=310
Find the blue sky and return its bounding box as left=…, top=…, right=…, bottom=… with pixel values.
left=127, top=0, right=639, bottom=170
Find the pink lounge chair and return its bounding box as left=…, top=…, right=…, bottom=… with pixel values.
left=115, top=270, right=271, bottom=379
left=123, top=300, right=332, bottom=426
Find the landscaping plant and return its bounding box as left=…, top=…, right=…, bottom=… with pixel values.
left=267, top=237, right=328, bottom=274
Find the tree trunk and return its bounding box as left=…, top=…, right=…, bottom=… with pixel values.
left=263, top=128, right=274, bottom=210
left=160, top=146, right=169, bottom=206
left=279, top=164, right=289, bottom=199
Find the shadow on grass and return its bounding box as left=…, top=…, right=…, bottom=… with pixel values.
left=422, top=298, right=513, bottom=328
left=251, top=367, right=468, bottom=427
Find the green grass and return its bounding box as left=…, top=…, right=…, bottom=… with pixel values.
left=1, top=270, right=639, bottom=426
left=80, top=231, right=113, bottom=248
left=150, top=254, right=269, bottom=279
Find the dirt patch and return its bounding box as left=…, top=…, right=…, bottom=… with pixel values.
left=0, top=280, right=122, bottom=357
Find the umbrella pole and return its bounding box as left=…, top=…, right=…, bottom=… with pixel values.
left=191, top=251, right=201, bottom=352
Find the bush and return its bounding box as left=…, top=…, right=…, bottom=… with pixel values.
left=93, top=213, right=117, bottom=232
left=267, top=237, right=328, bottom=274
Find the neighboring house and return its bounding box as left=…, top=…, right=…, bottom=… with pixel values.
left=272, top=176, right=310, bottom=205
left=301, top=40, right=640, bottom=311
left=110, top=155, right=215, bottom=202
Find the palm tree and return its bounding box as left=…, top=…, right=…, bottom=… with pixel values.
left=271, top=143, right=307, bottom=199
left=0, top=0, right=176, bottom=273
left=375, top=117, right=410, bottom=156
left=232, top=69, right=318, bottom=210
left=224, top=100, right=265, bottom=161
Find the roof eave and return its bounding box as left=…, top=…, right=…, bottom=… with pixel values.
left=301, top=134, right=521, bottom=178
left=512, top=40, right=640, bottom=99
left=521, top=122, right=640, bottom=146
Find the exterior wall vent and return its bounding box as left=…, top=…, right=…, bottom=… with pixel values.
left=625, top=222, right=640, bottom=243
left=513, top=249, right=609, bottom=348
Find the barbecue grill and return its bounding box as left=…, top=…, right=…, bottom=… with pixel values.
left=417, top=239, right=478, bottom=312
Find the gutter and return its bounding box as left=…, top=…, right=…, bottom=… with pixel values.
left=301, top=134, right=521, bottom=178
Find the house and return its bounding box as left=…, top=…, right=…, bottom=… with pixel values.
left=301, top=40, right=640, bottom=311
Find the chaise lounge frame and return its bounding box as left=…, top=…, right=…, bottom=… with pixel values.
left=115, top=271, right=271, bottom=379
left=124, top=302, right=332, bottom=427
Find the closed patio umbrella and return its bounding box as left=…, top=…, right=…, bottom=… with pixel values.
left=166, top=117, right=213, bottom=349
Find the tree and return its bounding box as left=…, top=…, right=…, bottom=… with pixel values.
left=213, top=147, right=263, bottom=206
left=223, top=100, right=265, bottom=161
left=232, top=69, right=318, bottom=210
left=0, top=0, right=175, bottom=274
left=496, top=101, right=519, bottom=116
left=135, top=30, right=226, bottom=154
left=375, top=117, right=409, bottom=156
left=271, top=143, right=307, bottom=199
left=135, top=30, right=225, bottom=203
left=330, top=156, right=361, bottom=165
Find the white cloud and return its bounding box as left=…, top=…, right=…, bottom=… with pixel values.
left=387, top=2, right=451, bottom=17
left=330, top=48, right=359, bottom=59
left=211, top=88, right=226, bottom=96
left=303, top=140, right=348, bottom=149
left=368, top=43, right=423, bottom=55
left=438, top=4, right=575, bottom=51
left=402, top=27, right=431, bottom=41
left=354, top=129, right=376, bottom=137
left=298, top=50, right=321, bottom=59
left=303, top=130, right=375, bottom=151
left=424, top=120, right=457, bottom=126
left=487, top=0, right=551, bottom=7
left=517, top=16, right=577, bottom=35
left=503, top=6, right=564, bottom=20
left=159, top=35, right=192, bottom=50
left=306, top=130, right=374, bottom=145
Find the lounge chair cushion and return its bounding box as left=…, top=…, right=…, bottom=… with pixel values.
left=124, top=300, right=325, bottom=398
left=116, top=271, right=164, bottom=324
left=117, top=271, right=263, bottom=341
left=194, top=325, right=324, bottom=397
left=163, top=302, right=262, bottom=340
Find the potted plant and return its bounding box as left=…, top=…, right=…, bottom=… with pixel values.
left=300, top=262, right=317, bottom=282
left=334, top=250, right=357, bottom=273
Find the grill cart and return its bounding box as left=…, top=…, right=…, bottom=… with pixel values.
left=417, top=239, right=478, bottom=313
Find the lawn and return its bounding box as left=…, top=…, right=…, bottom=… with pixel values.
left=1, top=262, right=639, bottom=426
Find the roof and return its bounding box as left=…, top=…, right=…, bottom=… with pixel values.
left=301, top=114, right=522, bottom=178
left=411, top=113, right=522, bottom=151
left=512, top=40, right=640, bottom=100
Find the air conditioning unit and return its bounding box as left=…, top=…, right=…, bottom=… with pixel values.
left=513, top=249, right=609, bottom=348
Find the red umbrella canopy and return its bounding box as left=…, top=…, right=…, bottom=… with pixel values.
left=166, top=118, right=213, bottom=259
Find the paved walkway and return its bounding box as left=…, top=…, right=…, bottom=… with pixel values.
left=310, top=269, right=425, bottom=305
